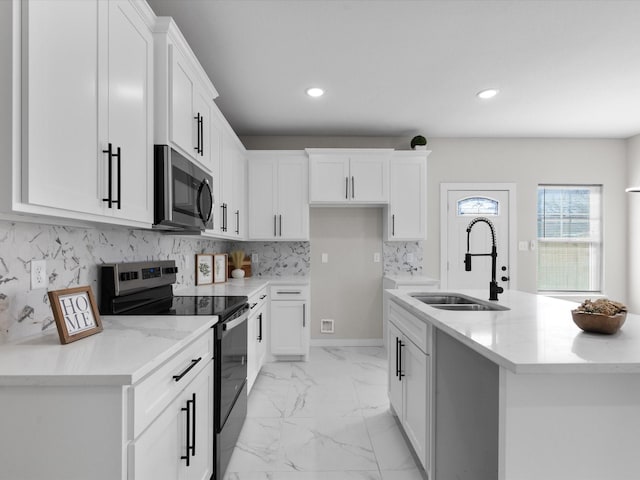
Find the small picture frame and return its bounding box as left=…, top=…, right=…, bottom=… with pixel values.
left=196, top=254, right=214, bottom=285
left=48, top=286, right=103, bottom=345
left=213, top=253, right=228, bottom=283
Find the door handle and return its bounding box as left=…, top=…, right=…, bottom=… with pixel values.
left=351, top=176, right=355, bottom=199
left=279, top=214, right=282, bottom=237
left=345, top=177, right=349, bottom=199
left=392, top=214, right=395, bottom=237
left=302, top=303, right=306, bottom=327
left=395, top=337, right=400, bottom=378
left=398, top=341, right=405, bottom=380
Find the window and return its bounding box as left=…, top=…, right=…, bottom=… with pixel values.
left=457, top=196, right=499, bottom=216
left=537, top=185, right=602, bottom=292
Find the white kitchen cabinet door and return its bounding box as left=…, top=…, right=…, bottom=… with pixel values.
left=106, top=0, right=153, bottom=223
left=277, top=155, right=309, bottom=240
left=308, top=154, right=350, bottom=202
left=170, top=46, right=197, bottom=160
left=248, top=152, right=309, bottom=241
left=270, top=300, right=309, bottom=356
left=247, top=157, right=278, bottom=239
left=255, top=307, right=267, bottom=371
left=231, top=147, right=246, bottom=238
left=349, top=155, right=388, bottom=203
left=387, top=153, right=428, bottom=240
left=308, top=150, right=391, bottom=204
left=402, top=338, right=429, bottom=470
left=388, top=321, right=404, bottom=418
left=131, top=361, right=213, bottom=480
left=22, top=0, right=102, bottom=215
left=193, top=88, right=213, bottom=171
left=22, top=0, right=153, bottom=224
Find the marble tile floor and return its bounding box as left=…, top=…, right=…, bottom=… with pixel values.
left=224, top=346, right=425, bottom=480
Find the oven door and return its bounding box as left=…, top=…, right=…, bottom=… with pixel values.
left=216, top=305, right=248, bottom=429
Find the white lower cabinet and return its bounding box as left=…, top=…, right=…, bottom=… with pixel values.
left=388, top=301, right=432, bottom=476
left=0, top=327, right=214, bottom=480
left=131, top=363, right=213, bottom=480
left=247, top=287, right=269, bottom=392
left=270, top=285, right=310, bottom=358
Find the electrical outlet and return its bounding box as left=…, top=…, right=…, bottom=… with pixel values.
left=251, top=253, right=259, bottom=263
left=373, top=252, right=381, bottom=263
left=407, top=253, right=415, bottom=263
left=31, top=260, right=48, bottom=289
left=321, top=253, right=329, bottom=264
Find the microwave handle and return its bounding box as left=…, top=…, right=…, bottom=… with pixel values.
left=197, top=179, right=213, bottom=224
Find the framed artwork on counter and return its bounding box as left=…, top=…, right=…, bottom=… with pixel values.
left=196, top=254, right=214, bottom=285
left=48, top=286, right=103, bottom=344
left=213, top=253, right=228, bottom=283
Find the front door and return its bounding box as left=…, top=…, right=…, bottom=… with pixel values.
left=443, top=188, right=511, bottom=292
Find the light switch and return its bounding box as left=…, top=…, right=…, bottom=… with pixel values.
left=321, top=253, right=329, bottom=263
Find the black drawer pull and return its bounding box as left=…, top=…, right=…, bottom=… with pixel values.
left=259, top=294, right=267, bottom=300
left=277, top=290, right=301, bottom=295
left=173, top=357, right=202, bottom=382
left=250, top=302, right=258, bottom=310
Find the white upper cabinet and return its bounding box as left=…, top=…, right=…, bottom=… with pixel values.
left=155, top=18, right=218, bottom=174
left=385, top=151, right=430, bottom=241
left=247, top=151, right=309, bottom=241
left=14, top=0, right=154, bottom=226
left=307, top=149, right=391, bottom=204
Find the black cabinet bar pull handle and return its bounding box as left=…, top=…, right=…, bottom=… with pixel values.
left=399, top=341, right=405, bottom=380
left=114, top=146, right=121, bottom=209
left=274, top=215, right=277, bottom=237
left=277, top=290, right=301, bottom=295
left=345, top=176, right=349, bottom=199
left=102, top=143, right=113, bottom=208
left=250, top=302, right=258, bottom=310
left=194, top=113, right=201, bottom=154
left=190, top=393, right=196, bottom=456
left=392, top=214, right=395, bottom=237
left=236, top=209, right=240, bottom=234
left=258, top=312, right=263, bottom=342
left=173, top=357, right=202, bottom=382
left=351, top=176, right=355, bottom=199
left=260, top=294, right=267, bottom=300
left=302, top=303, right=306, bottom=327
left=395, top=337, right=400, bottom=378
left=279, top=214, right=282, bottom=237
left=181, top=399, right=191, bottom=466
left=199, top=115, right=204, bottom=156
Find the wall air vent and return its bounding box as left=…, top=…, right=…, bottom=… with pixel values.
left=320, top=319, right=335, bottom=334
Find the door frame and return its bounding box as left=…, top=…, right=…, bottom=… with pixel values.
left=440, top=183, right=518, bottom=290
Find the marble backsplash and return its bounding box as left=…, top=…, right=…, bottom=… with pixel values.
left=0, top=218, right=419, bottom=343
left=0, top=220, right=310, bottom=343
left=383, top=241, right=424, bottom=275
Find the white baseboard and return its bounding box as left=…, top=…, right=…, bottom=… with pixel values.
left=310, top=338, right=384, bottom=347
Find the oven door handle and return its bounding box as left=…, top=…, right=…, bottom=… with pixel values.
left=222, top=309, right=249, bottom=332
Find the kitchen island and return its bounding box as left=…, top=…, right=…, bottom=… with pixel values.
left=386, top=288, right=640, bottom=480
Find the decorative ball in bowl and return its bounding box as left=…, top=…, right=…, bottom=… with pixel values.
left=571, top=298, right=627, bottom=335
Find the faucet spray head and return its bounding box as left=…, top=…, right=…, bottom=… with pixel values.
left=464, top=253, right=472, bottom=271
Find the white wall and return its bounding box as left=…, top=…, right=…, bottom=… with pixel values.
left=627, top=134, right=640, bottom=312
left=309, top=208, right=383, bottom=341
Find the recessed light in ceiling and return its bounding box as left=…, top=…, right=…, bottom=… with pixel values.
left=306, top=87, right=325, bottom=98
left=477, top=88, right=499, bottom=99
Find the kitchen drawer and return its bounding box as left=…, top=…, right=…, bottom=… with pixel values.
left=389, top=300, right=431, bottom=354
left=249, top=286, right=269, bottom=313
left=270, top=285, right=309, bottom=301
left=131, top=329, right=213, bottom=438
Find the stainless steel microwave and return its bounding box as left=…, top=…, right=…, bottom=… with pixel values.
left=154, top=145, right=213, bottom=231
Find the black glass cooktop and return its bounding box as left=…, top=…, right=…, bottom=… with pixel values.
left=124, top=295, right=248, bottom=317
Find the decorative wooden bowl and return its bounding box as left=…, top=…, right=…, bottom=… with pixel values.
left=571, top=310, right=627, bottom=335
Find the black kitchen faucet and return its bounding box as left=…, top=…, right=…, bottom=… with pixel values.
left=464, top=216, right=503, bottom=301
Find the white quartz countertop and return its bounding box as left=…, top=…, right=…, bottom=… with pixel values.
left=175, top=276, right=309, bottom=298
left=0, top=315, right=216, bottom=386
left=387, top=288, right=640, bottom=374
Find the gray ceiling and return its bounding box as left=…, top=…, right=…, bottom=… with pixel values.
left=146, top=0, right=640, bottom=139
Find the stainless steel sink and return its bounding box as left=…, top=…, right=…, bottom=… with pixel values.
left=410, top=292, right=510, bottom=311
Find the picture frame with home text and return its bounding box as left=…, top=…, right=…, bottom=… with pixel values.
left=48, top=286, right=103, bottom=345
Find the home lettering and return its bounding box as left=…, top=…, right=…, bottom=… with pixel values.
left=60, top=295, right=94, bottom=333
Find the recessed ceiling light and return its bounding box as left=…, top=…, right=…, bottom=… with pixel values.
left=306, top=87, right=324, bottom=98
left=477, top=88, right=499, bottom=99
